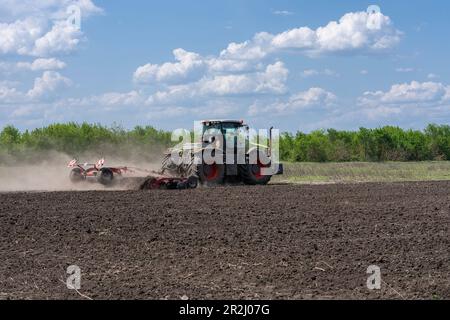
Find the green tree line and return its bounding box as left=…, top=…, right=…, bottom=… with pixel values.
left=1, top=123, right=449, bottom=163
left=280, top=124, right=450, bottom=162
left=0, top=123, right=173, bottom=164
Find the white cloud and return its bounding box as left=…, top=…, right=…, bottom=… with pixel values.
left=130, top=8, right=402, bottom=123
left=0, top=83, right=23, bottom=103
left=361, top=81, right=449, bottom=104
left=358, top=81, right=450, bottom=119
left=301, top=69, right=320, bottom=77
left=206, top=58, right=257, bottom=74
left=93, top=91, right=145, bottom=107
left=301, top=68, right=339, bottom=78
left=0, top=0, right=103, bottom=20
left=144, top=102, right=239, bottom=121
left=221, top=10, right=401, bottom=60
left=0, top=0, right=101, bottom=57
left=395, top=67, right=414, bottom=73
left=134, top=49, right=263, bottom=86
left=123, top=8, right=403, bottom=128
left=136, top=9, right=400, bottom=85
left=32, top=21, right=83, bottom=56
left=0, top=18, right=45, bottom=55
left=17, top=58, right=66, bottom=71
left=27, top=71, right=72, bottom=99
left=133, top=49, right=206, bottom=84
left=199, top=61, right=288, bottom=96
left=69, top=90, right=148, bottom=109
left=360, top=70, right=369, bottom=75
left=147, top=61, right=289, bottom=105
left=273, top=10, right=294, bottom=16
left=0, top=1, right=100, bottom=118
left=427, top=73, right=439, bottom=79
left=249, top=87, right=336, bottom=116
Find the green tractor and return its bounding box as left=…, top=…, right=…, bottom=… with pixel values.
left=161, top=120, right=283, bottom=185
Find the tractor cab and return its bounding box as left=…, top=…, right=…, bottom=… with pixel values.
left=201, top=120, right=247, bottom=139
left=200, top=120, right=249, bottom=150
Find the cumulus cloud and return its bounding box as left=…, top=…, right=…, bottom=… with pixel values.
left=0, top=0, right=101, bottom=57
left=272, top=10, right=295, bottom=16
left=358, top=81, right=450, bottom=119
left=360, top=81, right=449, bottom=105
left=133, top=9, right=400, bottom=97
left=0, top=71, right=71, bottom=103
left=127, top=8, right=401, bottom=124
left=249, top=88, right=336, bottom=116
left=395, top=67, right=414, bottom=73
left=0, top=18, right=44, bottom=55
left=17, top=58, right=66, bottom=71
left=147, top=61, right=289, bottom=105
left=32, top=21, right=83, bottom=56
left=199, top=61, right=288, bottom=96
left=301, top=68, right=339, bottom=78
left=0, top=83, right=23, bottom=103
left=0, top=1, right=100, bottom=123
left=134, top=49, right=206, bottom=84
left=0, top=0, right=103, bottom=21
left=221, top=10, right=401, bottom=60
left=27, top=71, right=72, bottom=99
left=64, top=90, right=148, bottom=109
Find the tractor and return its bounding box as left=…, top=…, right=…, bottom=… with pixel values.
left=160, top=120, right=283, bottom=186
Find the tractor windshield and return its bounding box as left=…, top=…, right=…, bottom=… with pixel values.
left=222, top=123, right=247, bottom=142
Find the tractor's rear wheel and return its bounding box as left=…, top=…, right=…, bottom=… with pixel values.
left=98, top=168, right=114, bottom=186
left=197, top=163, right=225, bottom=185
left=238, top=160, right=272, bottom=185
left=70, top=168, right=84, bottom=183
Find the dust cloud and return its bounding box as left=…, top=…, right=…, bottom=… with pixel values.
left=0, top=150, right=163, bottom=192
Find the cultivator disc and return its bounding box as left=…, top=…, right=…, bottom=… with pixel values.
left=139, top=175, right=198, bottom=190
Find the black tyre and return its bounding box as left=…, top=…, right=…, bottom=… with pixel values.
left=70, top=168, right=84, bottom=183
left=98, top=168, right=114, bottom=186
left=197, top=163, right=225, bottom=185
left=238, top=161, right=272, bottom=185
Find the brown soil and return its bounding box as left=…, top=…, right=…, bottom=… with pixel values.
left=0, top=181, right=449, bottom=300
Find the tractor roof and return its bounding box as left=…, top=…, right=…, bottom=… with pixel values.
left=201, top=119, right=244, bottom=125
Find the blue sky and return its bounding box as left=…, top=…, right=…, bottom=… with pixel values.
left=1, top=0, right=449, bottom=132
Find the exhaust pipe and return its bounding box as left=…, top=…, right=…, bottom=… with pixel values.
left=268, top=126, right=273, bottom=158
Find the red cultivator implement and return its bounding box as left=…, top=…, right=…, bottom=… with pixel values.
left=68, top=158, right=198, bottom=189
left=67, top=158, right=133, bottom=186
